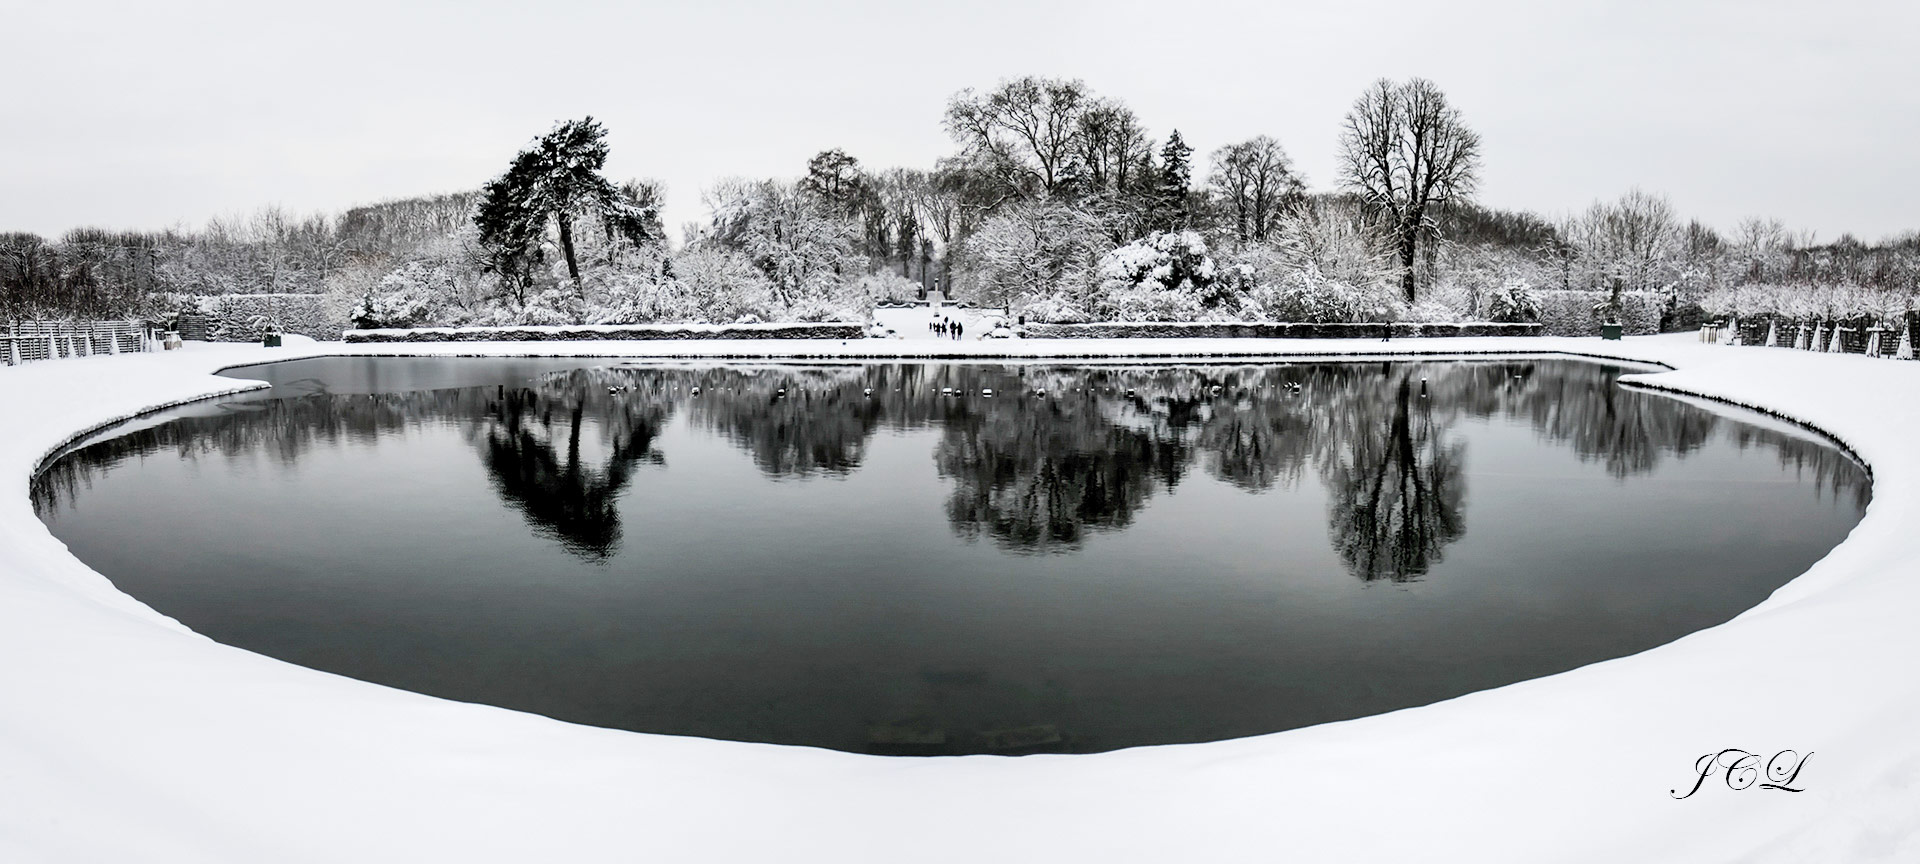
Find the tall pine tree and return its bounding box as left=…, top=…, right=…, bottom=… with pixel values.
left=473, top=152, right=547, bottom=306
left=1156, top=130, right=1194, bottom=230
left=474, top=117, right=659, bottom=302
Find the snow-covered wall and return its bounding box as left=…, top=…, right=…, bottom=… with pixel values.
left=1021, top=322, right=1542, bottom=339
left=343, top=322, right=867, bottom=343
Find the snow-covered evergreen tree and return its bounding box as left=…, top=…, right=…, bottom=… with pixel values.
left=473, top=117, right=661, bottom=307
left=1157, top=130, right=1194, bottom=229
left=1093, top=230, right=1245, bottom=320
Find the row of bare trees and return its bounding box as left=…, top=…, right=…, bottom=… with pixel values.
left=1, top=195, right=488, bottom=323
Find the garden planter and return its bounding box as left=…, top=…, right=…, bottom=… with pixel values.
left=262, top=334, right=283, bottom=348
left=1601, top=323, right=1623, bottom=341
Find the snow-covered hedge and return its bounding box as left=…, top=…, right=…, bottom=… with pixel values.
left=1244, top=268, right=1391, bottom=324
left=1020, top=322, right=1542, bottom=339
left=341, top=322, right=866, bottom=343
left=1534, top=290, right=1663, bottom=337
left=349, top=263, right=453, bottom=330
left=1700, top=282, right=1913, bottom=323
left=178, top=293, right=344, bottom=342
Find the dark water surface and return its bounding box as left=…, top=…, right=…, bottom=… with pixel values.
left=33, top=357, right=1869, bottom=754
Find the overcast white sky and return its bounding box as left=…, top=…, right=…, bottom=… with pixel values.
left=4, top=0, right=1916, bottom=244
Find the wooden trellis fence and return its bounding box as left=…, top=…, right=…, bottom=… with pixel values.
left=1718, top=314, right=1917, bottom=359
left=2, top=320, right=158, bottom=367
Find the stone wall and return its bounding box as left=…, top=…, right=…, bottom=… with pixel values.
left=343, top=322, right=867, bottom=343
left=1019, top=322, right=1543, bottom=339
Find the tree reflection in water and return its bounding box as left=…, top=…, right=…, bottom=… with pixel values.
left=32, top=359, right=1870, bottom=582
left=935, top=392, right=1188, bottom=552
left=476, top=371, right=670, bottom=561
left=1317, top=369, right=1465, bottom=581
left=686, top=367, right=886, bottom=477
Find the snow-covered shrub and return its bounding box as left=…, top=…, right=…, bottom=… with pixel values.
left=513, top=287, right=585, bottom=326
left=1699, top=285, right=1740, bottom=319
left=787, top=294, right=865, bottom=322
left=1402, top=300, right=1462, bottom=323
left=1534, top=289, right=1663, bottom=336
left=579, top=272, right=685, bottom=325
left=1409, top=281, right=1475, bottom=321
left=1434, top=243, right=1556, bottom=319
left=1099, top=284, right=1205, bottom=322
left=1248, top=268, right=1393, bottom=323
left=1091, top=230, right=1267, bottom=321
left=671, top=247, right=777, bottom=324
left=1484, top=280, right=1539, bottom=323
left=1097, top=230, right=1217, bottom=294
left=1214, top=230, right=1401, bottom=324
left=349, top=261, right=452, bottom=329
left=1017, top=292, right=1094, bottom=324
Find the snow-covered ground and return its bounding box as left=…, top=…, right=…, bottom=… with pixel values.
left=3, top=334, right=1916, bottom=863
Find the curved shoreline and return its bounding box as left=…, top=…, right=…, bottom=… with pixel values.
left=3, top=335, right=1915, bottom=863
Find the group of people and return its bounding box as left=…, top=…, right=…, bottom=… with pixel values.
left=930, top=316, right=965, bottom=340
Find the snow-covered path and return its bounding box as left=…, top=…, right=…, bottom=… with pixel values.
left=3, top=335, right=1916, bottom=863
left=870, top=303, right=1006, bottom=340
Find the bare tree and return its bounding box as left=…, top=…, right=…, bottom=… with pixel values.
left=962, top=200, right=1102, bottom=310
left=1075, top=98, right=1153, bottom=195
left=1565, top=189, right=1679, bottom=315
left=1731, top=216, right=1790, bottom=283
left=696, top=180, right=861, bottom=308
left=874, top=168, right=927, bottom=280
left=1338, top=78, right=1481, bottom=302
left=1207, top=136, right=1304, bottom=244
left=944, top=76, right=1095, bottom=201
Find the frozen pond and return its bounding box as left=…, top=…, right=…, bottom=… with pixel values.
left=33, top=357, right=1868, bottom=755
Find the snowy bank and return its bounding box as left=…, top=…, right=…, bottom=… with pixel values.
left=342, top=322, right=866, bottom=343
left=2, top=335, right=1916, bottom=863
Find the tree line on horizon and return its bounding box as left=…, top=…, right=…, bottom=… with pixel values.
left=4, top=75, right=1918, bottom=331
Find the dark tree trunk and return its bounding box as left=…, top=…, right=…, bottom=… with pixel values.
left=557, top=214, right=581, bottom=283
left=1398, top=232, right=1419, bottom=304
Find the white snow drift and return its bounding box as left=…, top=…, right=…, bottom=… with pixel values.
left=2, top=334, right=1916, bottom=863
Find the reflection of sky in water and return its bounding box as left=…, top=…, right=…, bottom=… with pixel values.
left=33, top=358, right=1870, bottom=755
